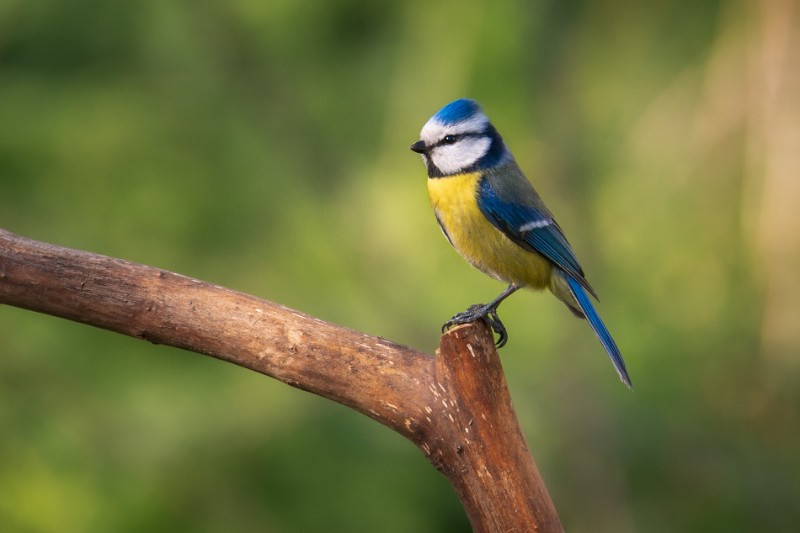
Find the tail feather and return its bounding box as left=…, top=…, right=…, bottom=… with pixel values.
left=566, top=275, right=632, bottom=389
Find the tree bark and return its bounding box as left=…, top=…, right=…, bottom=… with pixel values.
left=0, top=228, right=562, bottom=532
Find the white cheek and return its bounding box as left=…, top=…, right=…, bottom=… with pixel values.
left=430, top=137, right=491, bottom=175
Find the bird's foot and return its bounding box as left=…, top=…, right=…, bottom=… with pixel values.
left=442, top=303, right=509, bottom=348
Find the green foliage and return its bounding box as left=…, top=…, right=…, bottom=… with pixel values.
left=2, top=0, right=799, bottom=531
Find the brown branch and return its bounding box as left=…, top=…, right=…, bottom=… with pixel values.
left=0, top=229, right=562, bottom=532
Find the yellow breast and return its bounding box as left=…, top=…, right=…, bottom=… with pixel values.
left=427, top=172, right=552, bottom=289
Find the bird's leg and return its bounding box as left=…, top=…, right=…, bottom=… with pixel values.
left=443, top=284, right=521, bottom=347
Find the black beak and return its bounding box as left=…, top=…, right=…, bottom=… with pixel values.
left=410, top=140, right=427, bottom=154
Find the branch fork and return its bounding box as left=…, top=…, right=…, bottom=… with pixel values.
left=0, top=229, right=562, bottom=532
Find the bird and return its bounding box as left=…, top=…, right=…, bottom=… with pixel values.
left=410, top=98, right=632, bottom=388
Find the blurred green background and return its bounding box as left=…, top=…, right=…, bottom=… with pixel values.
left=2, top=0, right=799, bottom=531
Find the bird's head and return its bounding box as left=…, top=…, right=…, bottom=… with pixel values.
left=411, top=98, right=508, bottom=177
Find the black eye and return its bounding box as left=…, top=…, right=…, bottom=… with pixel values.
left=442, top=134, right=458, bottom=145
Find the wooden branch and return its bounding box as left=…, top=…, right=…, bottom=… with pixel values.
left=0, top=229, right=562, bottom=532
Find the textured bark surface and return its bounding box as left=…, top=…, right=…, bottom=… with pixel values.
left=0, top=229, right=562, bottom=532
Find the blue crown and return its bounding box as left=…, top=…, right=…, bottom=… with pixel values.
left=433, top=98, right=483, bottom=125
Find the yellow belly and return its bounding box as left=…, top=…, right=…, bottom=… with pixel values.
left=427, top=172, right=552, bottom=290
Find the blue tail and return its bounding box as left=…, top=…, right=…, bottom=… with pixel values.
left=566, top=275, right=632, bottom=389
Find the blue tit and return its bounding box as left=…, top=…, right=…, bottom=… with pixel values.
left=411, top=98, right=632, bottom=388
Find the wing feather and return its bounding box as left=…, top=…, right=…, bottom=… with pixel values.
left=476, top=173, right=597, bottom=298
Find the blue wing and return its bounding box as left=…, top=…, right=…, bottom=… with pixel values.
left=476, top=175, right=596, bottom=297
left=476, top=173, right=632, bottom=388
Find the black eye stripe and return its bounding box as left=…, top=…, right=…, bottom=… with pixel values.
left=435, top=132, right=481, bottom=147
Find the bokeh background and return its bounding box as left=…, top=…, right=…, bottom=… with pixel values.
left=2, top=0, right=799, bottom=531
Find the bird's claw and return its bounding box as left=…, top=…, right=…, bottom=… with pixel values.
left=441, top=304, right=483, bottom=330
left=442, top=304, right=509, bottom=348
left=483, top=307, right=509, bottom=348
